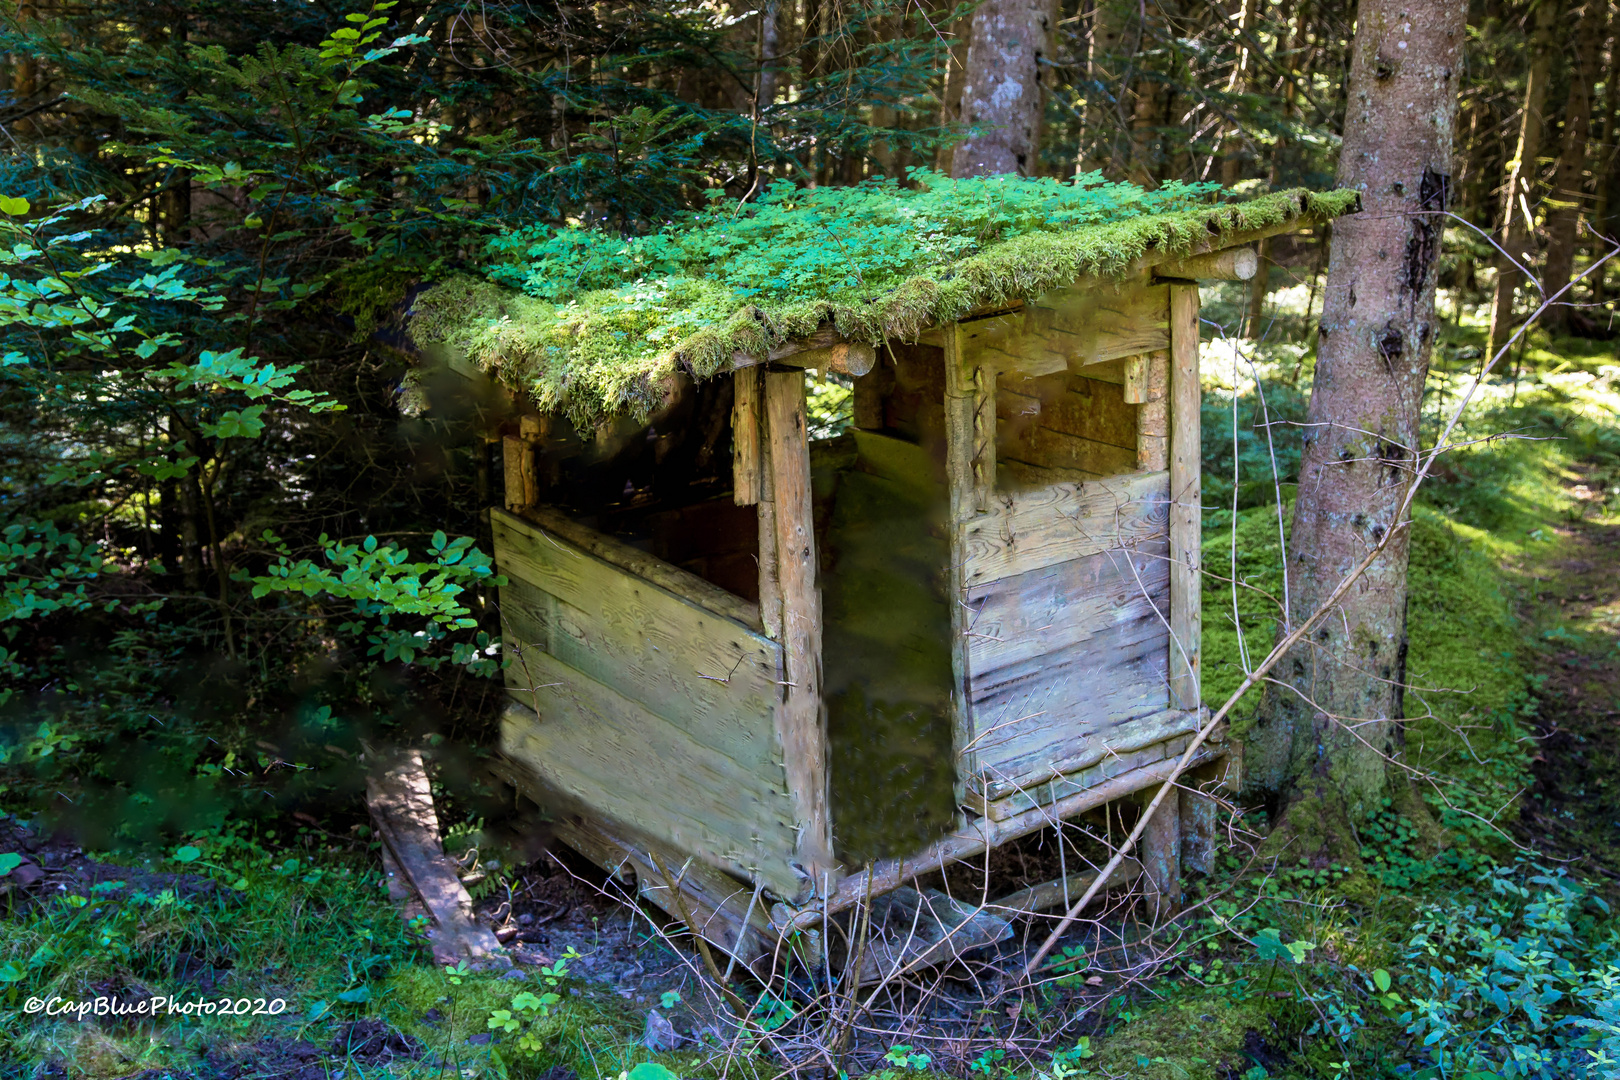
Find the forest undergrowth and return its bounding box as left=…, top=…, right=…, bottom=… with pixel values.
left=3, top=311, right=1620, bottom=1080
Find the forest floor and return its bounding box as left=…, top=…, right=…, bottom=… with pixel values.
left=1515, top=459, right=1620, bottom=889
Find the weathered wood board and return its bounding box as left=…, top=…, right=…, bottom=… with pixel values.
left=923, top=281, right=1170, bottom=376
left=491, top=510, right=802, bottom=896
left=964, top=726, right=1201, bottom=818
left=962, top=542, right=1172, bottom=790
left=501, top=683, right=801, bottom=895
left=500, top=578, right=781, bottom=776
left=998, top=371, right=1139, bottom=452
left=961, top=470, right=1170, bottom=586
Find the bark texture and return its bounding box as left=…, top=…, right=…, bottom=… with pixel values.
left=1540, top=0, right=1607, bottom=328
left=951, top=0, right=1055, bottom=177
left=1245, top=0, right=1465, bottom=837
left=1486, top=0, right=1559, bottom=356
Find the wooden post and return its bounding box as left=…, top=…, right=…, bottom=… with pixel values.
left=1139, top=787, right=1183, bottom=912
left=943, top=325, right=993, bottom=791
left=851, top=356, right=892, bottom=431
left=1168, top=285, right=1201, bottom=713
left=1179, top=764, right=1219, bottom=876
left=764, top=369, right=832, bottom=875
left=1131, top=350, right=1170, bottom=472
left=733, top=368, right=763, bottom=506
left=502, top=416, right=543, bottom=511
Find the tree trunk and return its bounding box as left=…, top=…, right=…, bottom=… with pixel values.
left=1127, top=74, right=1162, bottom=186
left=939, top=15, right=973, bottom=173
left=1592, top=8, right=1620, bottom=305
left=1219, top=0, right=1265, bottom=188
left=1081, top=0, right=1131, bottom=176
left=1244, top=0, right=1465, bottom=851
left=1541, top=0, right=1607, bottom=329
left=952, top=0, right=1056, bottom=176
left=1486, top=0, right=1560, bottom=357
left=1245, top=0, right=1306, bottom=337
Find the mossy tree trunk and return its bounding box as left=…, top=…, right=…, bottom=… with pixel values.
left=1540, top=0, right=1607, bottom=331
left=1244, top=0, right=1464, bottom=857
left=951, top=0, right=1056, bottom=177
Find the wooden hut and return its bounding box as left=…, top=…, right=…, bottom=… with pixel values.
left=410, top=183, right=1356, bottom=966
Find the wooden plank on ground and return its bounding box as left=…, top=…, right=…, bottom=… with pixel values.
left=1168, top=283, right=1202, bottom=711
left=500, top=675, right=804, bottom=895
left=764, top=370, right=833, bottom=875
left=961, top=470, right=1169, bottom=585
left=366, top=748, right=509, bottom=969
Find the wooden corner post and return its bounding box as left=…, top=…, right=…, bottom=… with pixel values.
left=762, top=369, right=833, bottom=880
left=944, top=324, right=995, bottom=798
left=1168, top=285, right=1202, bottom=714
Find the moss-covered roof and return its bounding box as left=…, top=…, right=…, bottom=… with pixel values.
left=409, top=173, right=1357, bottom=425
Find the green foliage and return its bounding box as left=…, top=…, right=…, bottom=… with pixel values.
left=251, top=529, right=503, bottom=672
left=415, top=184, right=1356, bottom=425
left=1392, top=865, right=1620, bottom=1079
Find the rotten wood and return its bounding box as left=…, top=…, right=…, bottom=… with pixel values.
left=366, top=747, right=509, bottom=968
left=853, top=886, right=1012, bottom=984
left=991, top=858, right=1144, bottom=914
left=1138, top=784, right=1183, bottom=910
left=1179, top=763, right=1220, bottom=876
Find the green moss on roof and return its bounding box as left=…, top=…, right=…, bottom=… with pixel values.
left=409, top=171, right=1357, bottom=425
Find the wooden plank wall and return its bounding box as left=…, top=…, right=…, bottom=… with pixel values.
left=937, top=282, right=1190, bottom=810
left=491, top=509, right=805, bottom=898
left=997, top=369, right=1138, bottom=484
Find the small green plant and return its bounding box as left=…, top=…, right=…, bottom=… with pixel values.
left=486, top=949, right=575, bottom=1056
left=883, top=1043, right=934, bottom=1071
left=968, top=1047, right=1007, bottom=1076
left=1046, top=944, right=1092, bottom=988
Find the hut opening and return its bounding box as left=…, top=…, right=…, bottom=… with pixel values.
left=408, top=174, right=1359, bottom=966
